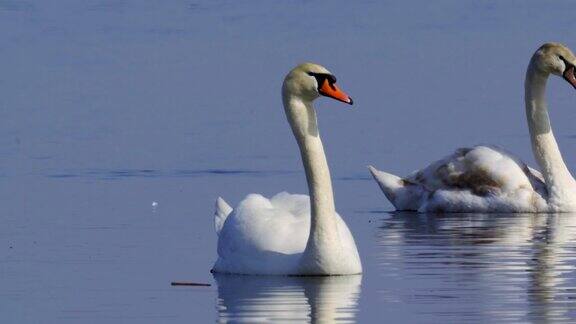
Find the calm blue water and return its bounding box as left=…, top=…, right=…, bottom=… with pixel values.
left=2, top=0, right=576, bottom=322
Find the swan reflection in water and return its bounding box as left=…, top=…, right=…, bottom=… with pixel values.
left=376, top=212, right=576, bottom=322
left=214, top=274, right=361, bottom=323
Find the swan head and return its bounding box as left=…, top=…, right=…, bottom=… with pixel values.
left=533, top=42, right=576, bottom=88
left=283, top=63, right=353, bottom=105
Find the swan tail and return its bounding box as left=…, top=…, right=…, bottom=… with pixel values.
left=214, top=197, right=233, bottom=236
left=368, top=165, right=424, bottom=211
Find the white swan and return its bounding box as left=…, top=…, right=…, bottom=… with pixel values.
left=369, top=43, right=576, bottom=213
left=212, top=63, right=362, bottom=275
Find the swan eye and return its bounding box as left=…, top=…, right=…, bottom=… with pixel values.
left=307, top=72, right=339, bottom=92
left=326, top=74, right=337, bottom=84
left=558, top=55, right=574, bottom=73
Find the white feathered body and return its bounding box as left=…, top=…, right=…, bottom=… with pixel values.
left=369, top=43, right=576, bottom=213
left=212, top=192, right=361, bottom=275
left=370, top=146, right=552, bottom=213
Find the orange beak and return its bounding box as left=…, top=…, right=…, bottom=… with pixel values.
left=319, top=79, right=353, bottom=105
left=563, top=65, right=576, bottom=89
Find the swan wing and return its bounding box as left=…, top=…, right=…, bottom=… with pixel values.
left=408, top=146, right=538, bottom=194
left=212, top=192, right=359, bottom=275
left=213, top=192, right=310, bottom=274
left=371, top=146, right=548, bottom=212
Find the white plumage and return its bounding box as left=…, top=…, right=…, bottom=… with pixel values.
left=369, top=43, right=576, bottom=213
left=212, top=63, right=361, bottom=275
left=370, top=146, right=548, bottom=213
left=213, top=192, right=361, bottom=275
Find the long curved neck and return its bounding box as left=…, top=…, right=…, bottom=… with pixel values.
left=282, top=94, right=340, bottom=263
left=525, top=60, right=576, bottom=203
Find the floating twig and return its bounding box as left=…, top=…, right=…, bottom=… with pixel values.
left=171, top=281, right=211, bottom=287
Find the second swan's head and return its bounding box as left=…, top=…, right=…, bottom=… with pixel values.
left=533, top=42, right=576, bottom=88
left=282, top=63, right=353, bottom=105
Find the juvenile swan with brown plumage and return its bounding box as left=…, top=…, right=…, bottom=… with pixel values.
left=369, top=43, right=576, bottom=213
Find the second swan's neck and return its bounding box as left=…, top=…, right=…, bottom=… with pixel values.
left=283, top=94, right=341, bottom=271
left=525, top=60, right=576, bottom=205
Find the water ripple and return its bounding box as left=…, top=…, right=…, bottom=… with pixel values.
left=373, top=212, right=576, bottom=323
left=46, top=169, right=296, bottom=180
